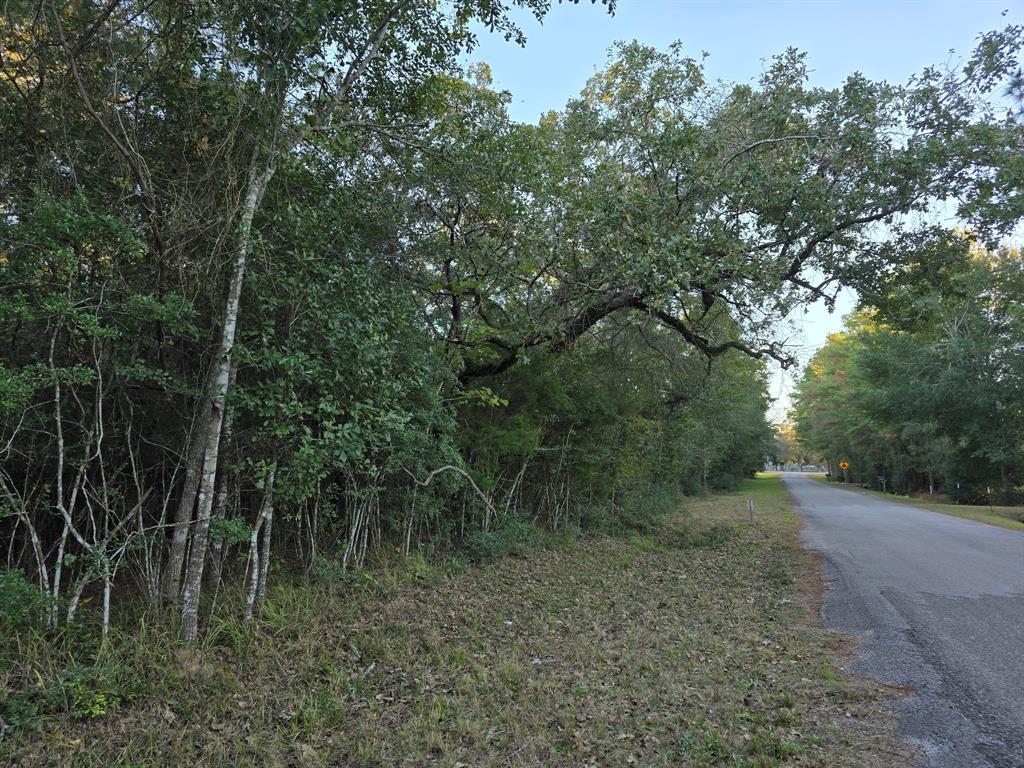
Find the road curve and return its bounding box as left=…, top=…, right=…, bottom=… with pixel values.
left=783, top=474, right=1024, bottom=768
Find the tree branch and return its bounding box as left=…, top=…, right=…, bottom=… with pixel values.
left=402, top=465, right=497, bottom=523
left=50, top=1, right=165, bottom=259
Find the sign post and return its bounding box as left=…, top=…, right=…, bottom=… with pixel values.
left=838, top=460, right=850, bottom=483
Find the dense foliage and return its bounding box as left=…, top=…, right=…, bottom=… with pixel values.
left=793, top=240, right=1024, bottom=503
left=1, top=1, right=1021, bottom=647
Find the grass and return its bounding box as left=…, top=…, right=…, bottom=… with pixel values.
left=807, top=474, right=1024, bottom=532
left=2, top=476, right=913, bottom=767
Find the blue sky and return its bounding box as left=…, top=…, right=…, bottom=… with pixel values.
left=462, top=0, right=1022, bottom=420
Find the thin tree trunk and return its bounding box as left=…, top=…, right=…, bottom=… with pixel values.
left=49, top=519, right=69, bottom=627
left=206, top=363, right=237, bottom=601
left=177, top=3, right=403, bottom=640
left=244, top=468, right=275, bottom=623
left=180, top=151, right=277, bottom=643
left=404, top=489, right=416, bottom=558
left=102, top=570, right=111, bottom=640
left=243, top=515, right=263, bottom=624
left=254, top=468, right=276, bottom=614
left=66, top=575, right=89, bottom=624
left=49, top=329, right=96, bottom=619
left=306, top=488, right=319, bottom=570
left=162, top=414, right=209, bottom=602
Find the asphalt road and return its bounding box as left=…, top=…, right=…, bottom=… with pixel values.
left=783, top=474, right=1024, bottom=768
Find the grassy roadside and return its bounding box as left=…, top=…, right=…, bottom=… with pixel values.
left=807, top=474, right=1024, bottom=532
left=3, top=476, right=913, bottom=767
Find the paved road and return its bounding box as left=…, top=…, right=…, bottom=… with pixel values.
left=783, top=474, right=1024, bottom=768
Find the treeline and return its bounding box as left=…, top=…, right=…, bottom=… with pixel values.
left=1, top=2, right=1021, bottom=640
left=793, top=240, right=1024, bottom=504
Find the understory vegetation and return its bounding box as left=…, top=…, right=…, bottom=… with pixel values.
left=0, top=0, right=1022, bottom=760
left=3, top=477, right=916, bottom=767
left=792, top=241, right=1024, bottom=504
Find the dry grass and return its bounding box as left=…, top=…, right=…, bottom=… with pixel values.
left=3, top=476, right=914, bottom=767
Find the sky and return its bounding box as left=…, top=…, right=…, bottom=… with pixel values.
left=461, top=0, right=1022, bottom=421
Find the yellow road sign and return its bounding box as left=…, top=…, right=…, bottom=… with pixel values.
left=838, top=460, right=850, bottom=470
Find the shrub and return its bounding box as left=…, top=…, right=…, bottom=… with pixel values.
left=579, top=485, right=685, bottom=535
left=1, top=692, right=40, bottom=734
left=461, top=517, right=539, bottom=561
left=48, top=661, right=141, bottom=720
left=0, top=569, right=46, bottom=631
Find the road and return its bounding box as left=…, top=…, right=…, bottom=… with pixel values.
left=783, top=474, right=1024, bottom=768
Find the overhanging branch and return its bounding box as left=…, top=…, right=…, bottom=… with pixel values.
left=457, top=287, right=795, bottom=383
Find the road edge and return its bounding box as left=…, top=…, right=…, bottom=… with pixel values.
left=782, top=475, right=921, bottom=767
left=804, top=474, right=1024, bottom=532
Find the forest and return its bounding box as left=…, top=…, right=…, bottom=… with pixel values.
left=792, top=240, right=1024, bottom=503
left=0, top=0, right=1021, bottom=677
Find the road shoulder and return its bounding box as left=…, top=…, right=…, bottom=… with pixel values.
left=6, top=476, right=916, bottom=767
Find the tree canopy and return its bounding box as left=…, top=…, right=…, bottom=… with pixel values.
left=1, top=2, right=1021, bottom=641
left=793, top=239, right=1024, bottom=501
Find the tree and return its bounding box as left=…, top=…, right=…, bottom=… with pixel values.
left=407, top=35, right=1024, bottom=385
left=0, top=0, right=571, bottom=641
left=2, top=12, right=1021, bottom=645
left=793, top=240, right=1024, bottom=500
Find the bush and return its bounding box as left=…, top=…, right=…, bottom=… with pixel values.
left=0, top=569, right=46, bottom=631
left=461, top=517, right=540, bottom=561
left=307, top=553, right=352, bottom=585
left=579, top=484, right=684, bottom=535
left=48, top=661, right=141, bottom=720
left=1, top=692, right=40, bottom=735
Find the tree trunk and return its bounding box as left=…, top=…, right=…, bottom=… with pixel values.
left=254, top=467, right=276, bottom=615
left=180, top=152, right=277, bottom=643
left=102, top=571, right=111, bottom=640
left=66, top=575, right=89, bottom=624
left=243, top=516, right=263, bottom=624
left=175, top=6, right=399, bottom=640
left=161, top=414, right=210, bottom=602
left=206, top=364, right=237, bottom=604
left=244, top=468, right=275, bottom=623
left=49, top=519, right=69, bottom=627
